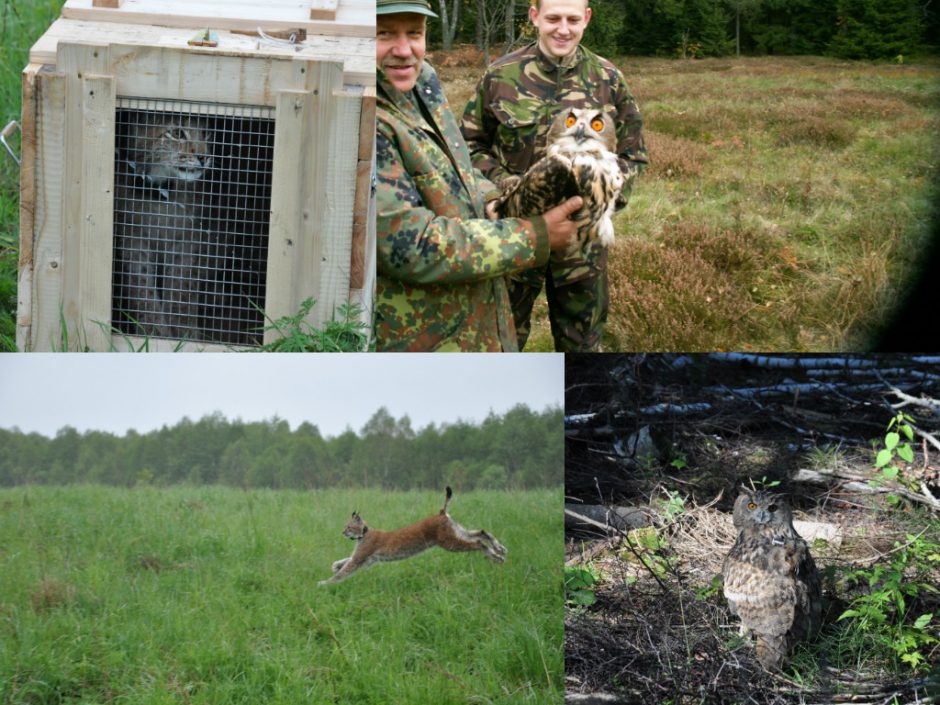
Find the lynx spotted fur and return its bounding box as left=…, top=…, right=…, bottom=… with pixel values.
left=318, top=487, right=507, bottom=585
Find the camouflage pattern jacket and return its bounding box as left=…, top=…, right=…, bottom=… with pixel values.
left=376, top=61, right=550, bottom=352
left=462, top=42, right=648, bottom=202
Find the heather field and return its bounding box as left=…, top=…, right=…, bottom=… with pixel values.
left=436, top=53, right=940, bottom=351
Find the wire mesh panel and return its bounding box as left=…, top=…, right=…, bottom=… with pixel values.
left=111, top=98, right=275, bottom=346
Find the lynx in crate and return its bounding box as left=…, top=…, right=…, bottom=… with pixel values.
left=113, top=112, right=214, bottom=340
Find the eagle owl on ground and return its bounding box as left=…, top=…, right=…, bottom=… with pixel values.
left=721, top=488, right=822, bottom=670
left=493, top=108, right=624, bottom=254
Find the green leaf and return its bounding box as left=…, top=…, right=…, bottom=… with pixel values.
left=913, top=613, right=933, bottom=630
left=564, top=567, right=597, bottom=591
left=882, top=466, right=899, bottom=480
left=885, top=432, right=900, bottom=450
left=875, top=448, right=893, bottom=468
left=838, top=609, right=860, bottom=620
left=901, top=424, right=914, bottom=441
left=898, top=444, right=915, bottom=463
left=568, top=589, right=597, bottom=606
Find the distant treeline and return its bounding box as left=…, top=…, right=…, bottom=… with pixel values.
left=0, top=406, right=563, bottom=490
left=433, top=0, right=938, bottom=60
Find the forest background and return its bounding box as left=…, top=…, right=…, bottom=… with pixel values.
left=435, top=0, right=939, bottom=61
left=0, top=404, right=563, bottom=491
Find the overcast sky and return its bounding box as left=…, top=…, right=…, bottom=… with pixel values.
left=0, top=354, right=563, bottom=438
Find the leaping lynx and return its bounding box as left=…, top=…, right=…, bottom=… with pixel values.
left=318, top=487, right=507, bottom=586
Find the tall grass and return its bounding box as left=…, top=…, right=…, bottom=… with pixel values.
left=436, top=54, right=940, bottom=351
left=0, top=485, right=563, bottom=704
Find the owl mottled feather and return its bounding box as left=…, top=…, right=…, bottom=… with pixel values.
left=493, top=108, right=623, bottom=254
left=721, top=488, right=822, bottom=670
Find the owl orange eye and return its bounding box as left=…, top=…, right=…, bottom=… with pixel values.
left=747, top=502, right=757, bottom=510
left=565, top=114, right=577, bottom=128
left=591, top=118, right=604, bottom=132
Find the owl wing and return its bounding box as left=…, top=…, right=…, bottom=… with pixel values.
left=722, top=539, right=798, bottom=639
left=568, top=151, right=625, bottom=247
left=570, top=152, right=623, bottom=203
left=493, top=153, right=579, bottom=219
left=788, top=539, right=823, bottom=642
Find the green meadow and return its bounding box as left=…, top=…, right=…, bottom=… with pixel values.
left=0, top=485, right=563, bottom=704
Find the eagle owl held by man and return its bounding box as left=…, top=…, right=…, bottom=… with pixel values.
left=494, top=108, right=623, bottom=254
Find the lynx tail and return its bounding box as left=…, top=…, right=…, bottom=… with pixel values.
left=442, top=486, right=453, bottom=514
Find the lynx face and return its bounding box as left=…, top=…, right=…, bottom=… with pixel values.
left=343, top=512, right=367, bottom=540
left=129, top=116, right=213, bottom=187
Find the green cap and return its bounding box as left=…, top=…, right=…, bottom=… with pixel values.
left=376, top=0, right=438, bottom=17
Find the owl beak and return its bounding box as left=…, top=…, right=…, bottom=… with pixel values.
left=755, top=509, right=771, bottom=524
left=574, top=123, right=586, bottom=143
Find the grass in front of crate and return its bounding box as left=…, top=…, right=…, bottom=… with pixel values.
left=259, top=298, right=371, bottom=352
left=36, top=292, right=368, bottom=352
left=436, top=54, right=940, bottom=351
left=0, top=485, right=563, bottom=705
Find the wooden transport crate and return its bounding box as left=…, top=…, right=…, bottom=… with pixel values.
left=16, top=0, right=375, bottom=351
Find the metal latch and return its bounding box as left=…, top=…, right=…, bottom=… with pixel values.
left=1, top=121, right=20, bottom=165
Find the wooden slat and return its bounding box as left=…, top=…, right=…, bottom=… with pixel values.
left=357, top=85, right=375, bottom=161
left=24, top=70, right=67, bottom=351
left=309, top=0, right=339, bottom=21
left=106, top=44, right=296, bottom=106
left=265, top=59, right=351, bottom=335
left=61, top=0, right=374, bottom=39
left=92, top=0, right=123, bottom=7
left=30, top=19, right=373, bottom=89
left=264, top=88, right=311, bottom=344
left=310, top=67, right=355, bottom=326
left=349, top=158, right=370, bottom=290
left=350, top=85, right=374, bottom=291
left=16, top=65, right=40, bottom=350
left=78, top=73, right=116, bottom=350
left=59, top=42, right=112, bottom=351
left=348, top=170, right=374, bottom=337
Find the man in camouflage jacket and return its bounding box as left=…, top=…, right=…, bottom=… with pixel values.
left=462, top=0, right=648, bottom=351
left=375, top=0, right=583, bottom=351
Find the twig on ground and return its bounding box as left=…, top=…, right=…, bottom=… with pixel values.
left=306, top=608, right=347, bottom=659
